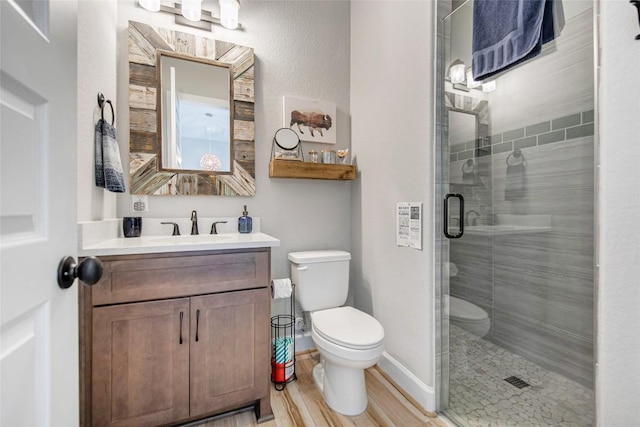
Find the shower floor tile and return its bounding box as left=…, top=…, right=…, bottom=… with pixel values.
left=447, top=325, right=594, bottom=427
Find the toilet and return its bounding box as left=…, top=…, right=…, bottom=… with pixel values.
left=289, top=250, right=384, bottom=416
left=449, top=295, right=491, bottom=338
left=443, top=262, right=491, bottom=338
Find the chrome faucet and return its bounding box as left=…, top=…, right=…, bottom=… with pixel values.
left=190, top=210, right=199, bottom=235
left=465, top=210, right=481, bottom=226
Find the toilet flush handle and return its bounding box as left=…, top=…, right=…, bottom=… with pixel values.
left=296, top=265, right=308, bottom=271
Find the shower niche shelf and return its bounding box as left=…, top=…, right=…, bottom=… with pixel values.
left=269, top=160, right=356, bottom=180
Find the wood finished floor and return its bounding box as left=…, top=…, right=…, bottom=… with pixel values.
left=198, top=350, right=446, bottom=427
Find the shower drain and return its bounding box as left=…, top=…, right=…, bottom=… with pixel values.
left=504, top=376, right=531, bottom=389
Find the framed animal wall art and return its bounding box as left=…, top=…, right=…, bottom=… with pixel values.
left=282, top=96, right=336, bottom=144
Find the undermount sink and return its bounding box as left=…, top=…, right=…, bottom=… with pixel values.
left=148, top=234, right=234, bottom=244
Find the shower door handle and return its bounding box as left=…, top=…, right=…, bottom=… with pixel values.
left=444, top=193, right=464, bottom=239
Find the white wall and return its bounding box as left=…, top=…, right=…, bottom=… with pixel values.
left=351, top=0, right=436, bottom=407
left=77, top=1, right=353, bottom=309
left=596, top=1, right=640, bottom=424
left=77, top=0, right=118, bottom=221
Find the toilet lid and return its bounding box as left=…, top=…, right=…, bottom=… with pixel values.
left=312, top=306, right=384, bottom=350
left=449, top=296, right=488, bottom=321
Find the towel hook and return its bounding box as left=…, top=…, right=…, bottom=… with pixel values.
left=100, top=96, right=115, bottom=126
left=506, top=149, right=525, bottom=166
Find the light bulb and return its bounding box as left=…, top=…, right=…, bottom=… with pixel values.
left=138, top=0, right=161, bottom=12
left=219, top=0, right=240, bottom=29
left=466, top=68, right=481, bottom=89
left=482, top=80, right=497, bottom=92
left=182, top=0, right=202, bottom=21
left=449, top=62, right=466, bottom=84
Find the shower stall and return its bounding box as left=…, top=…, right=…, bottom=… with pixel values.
left=437, top=1, right=596, bottom=426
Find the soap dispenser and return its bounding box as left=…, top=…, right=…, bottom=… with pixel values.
left=238, top=205, right=253, bottom=233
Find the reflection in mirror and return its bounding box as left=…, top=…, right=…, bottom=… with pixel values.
left=445, top=92, right=489, bottom=186
left=127, top=21, right=255, bottom=196
left=448, top=110, right=476, bottom=147
left=159, top=52, right=233, bottom=173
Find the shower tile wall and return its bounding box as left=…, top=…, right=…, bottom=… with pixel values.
left=450, top=126, right=595, bottom=388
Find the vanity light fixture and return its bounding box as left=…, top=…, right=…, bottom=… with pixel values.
left=219, top=0, right=240, bottom=29
left=181, top=0, right=202, bottom=21
left=448, top=59, right=466, bottom=84
left=465, top=67, right=481, bottom=89
left=139, top=0, right=161, bottom=12
left=482, top=80, right=497, bottom=92
left=138, top=0, right=243, bottom=32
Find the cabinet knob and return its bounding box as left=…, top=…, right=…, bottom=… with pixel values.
left=57, top=256, right=103, bottom=289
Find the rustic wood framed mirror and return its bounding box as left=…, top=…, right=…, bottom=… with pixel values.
left=128, top=21, right=255, bottom=195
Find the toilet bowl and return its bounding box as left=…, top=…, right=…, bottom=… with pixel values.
left=449, top=296, right=490, bottom=338
left=310, top=306, right=384, bottom=415
left=288, top=250, right=385, bottom=416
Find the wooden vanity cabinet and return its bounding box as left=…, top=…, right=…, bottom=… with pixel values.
left=80, top=249, right=273, bottom=427
left=91, top=298, right=190, bottom=426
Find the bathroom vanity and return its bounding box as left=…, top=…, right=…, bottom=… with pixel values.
left=77, top=225, right=279, bottom=426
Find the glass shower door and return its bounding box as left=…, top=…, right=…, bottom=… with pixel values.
left=439, top=1, right=596, bottom=426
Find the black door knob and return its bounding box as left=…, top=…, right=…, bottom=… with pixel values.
left=57, top=256, right=103, bottom=289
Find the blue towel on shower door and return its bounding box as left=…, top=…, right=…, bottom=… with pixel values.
left=472, top=0, right=565, bottom=81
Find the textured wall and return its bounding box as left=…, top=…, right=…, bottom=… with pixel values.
left=596, top=0, right=640, bottom=424
left=75, top=1, right=352, bottom=316
left=77, top=0, right=118, bottom=221
left=351, top=0, right=435, bottom=390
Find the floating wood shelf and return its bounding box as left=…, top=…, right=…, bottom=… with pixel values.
left=269, top=160, right=356, bottom=180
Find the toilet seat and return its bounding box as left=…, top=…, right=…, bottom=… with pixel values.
left=449, top=296, right=488, bottom=321
left=449, top=296, right=491, bottom=338
left=311, top=306, right=384, bottom=350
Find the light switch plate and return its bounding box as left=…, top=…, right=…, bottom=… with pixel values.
left=132, top=195, right=149, bottom=212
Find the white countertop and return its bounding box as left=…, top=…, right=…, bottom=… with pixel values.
left=78, top=219, right=280, bottom=257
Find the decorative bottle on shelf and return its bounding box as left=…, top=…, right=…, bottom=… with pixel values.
left=238, top=205, right=253, bottom=233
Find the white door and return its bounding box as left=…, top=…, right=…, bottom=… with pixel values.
left=1, top=0, right=79, bottom=426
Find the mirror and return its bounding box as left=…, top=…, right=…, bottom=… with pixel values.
left=273, top=128, right=300, bottom=150
left=448, top=110, right=477, bottom=147
left=128, top=21, right=255, bottom=196
left=445, top=91, right=490, bottom=185
left=271, top=127, right=303, bottom=161
left=158, top=51, right=233, bottom=173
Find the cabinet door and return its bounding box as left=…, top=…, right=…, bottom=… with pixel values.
left=92, top=298, right=190, bottom=427
left=190, top=288, right=270, bottom=417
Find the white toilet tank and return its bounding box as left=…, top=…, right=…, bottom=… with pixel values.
left=288, top=250, right=351, bottom=312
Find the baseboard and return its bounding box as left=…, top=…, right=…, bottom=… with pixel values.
left=377, top=351, right=436, bottom=412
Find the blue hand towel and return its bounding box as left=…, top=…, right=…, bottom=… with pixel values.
left=472, top=0, right=564, bottom=81
left=95, top=119, right=126, bottom=193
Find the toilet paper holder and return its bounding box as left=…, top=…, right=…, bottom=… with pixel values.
left=270, top=280, right=296, bottom=390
